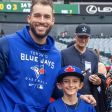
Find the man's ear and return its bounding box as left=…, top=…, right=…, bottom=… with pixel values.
left=27, top=15, right=31, bottom=24
left=56, top=83, right=62, bottom=90
left=51, top=16, right=55, bottom=26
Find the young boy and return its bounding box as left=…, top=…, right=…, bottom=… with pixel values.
left=47, top=65, right=96, bottom=112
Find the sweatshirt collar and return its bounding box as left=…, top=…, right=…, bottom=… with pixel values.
left=16, top=25, right=55, bottom=51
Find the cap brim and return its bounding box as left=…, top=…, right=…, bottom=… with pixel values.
left=57, top=72, right=84, bottom=82
left=77, top=33, right=90, bottom=37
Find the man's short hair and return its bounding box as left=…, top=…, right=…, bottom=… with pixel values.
left=30, top=0, right=53, bottom=14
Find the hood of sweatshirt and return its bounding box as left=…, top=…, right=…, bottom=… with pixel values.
left=16, top=25, right=55, bottom=51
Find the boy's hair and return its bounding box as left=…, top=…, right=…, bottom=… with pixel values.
left=57, top=65, right=84, bottom=82
left=30, top=0, right=53, bottom=14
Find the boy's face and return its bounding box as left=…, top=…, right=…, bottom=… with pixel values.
left=58, top=76, right=83, bottom=96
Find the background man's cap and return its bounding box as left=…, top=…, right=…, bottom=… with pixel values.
left=76, top=24, right=91, bottom=37
left=57, top=65, right=84, bottom=82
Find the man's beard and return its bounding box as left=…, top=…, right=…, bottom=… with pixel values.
left=30, top=24, right=52, bottom=39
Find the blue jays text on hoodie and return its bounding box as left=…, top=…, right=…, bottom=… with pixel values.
left=0, top=26, right=61, bottom=112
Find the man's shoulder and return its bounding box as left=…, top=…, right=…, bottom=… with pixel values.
left=79, top=99, right=95, bottom=109
left=0, top=36, right=9, bottom=50
left=0, top=33, right=18, bottom=41
left=0, top=33, right=19, bottom=51
left=61, top=45, right=74, bottom=53
left=86, top=48, right=97, bottom=57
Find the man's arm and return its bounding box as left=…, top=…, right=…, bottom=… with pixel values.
left=0, top=37, right=8, bottom=79
left=80, top=94, right=96, bottom=106
left=52, top=88, right=96, bottom=106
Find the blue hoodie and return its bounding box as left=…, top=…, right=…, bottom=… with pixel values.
left=0, top=26, right=61, bottom=112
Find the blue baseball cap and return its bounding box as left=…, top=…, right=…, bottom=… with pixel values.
left=57, top=65, right=84, bottom=82
left=76, top=24, right=91, bottom=37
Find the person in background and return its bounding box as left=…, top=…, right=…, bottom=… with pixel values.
left=105, top=56, right=112, bottom=112
left=106, top=74, right=112, bottom=112
left=94, top=48, right=107, bottom=77
left=0, top=29, right=5, bottom=37
left=0, top=1, right=96, bottom=111
left=67, top=40, right=76, bottom=48
left=47, top=65, right=96, bottom=112
left=61, top=24, right=106, bottom=112
left=106, top=55, right=112, bottom=75
left=67, top=33, right=76, bottom=48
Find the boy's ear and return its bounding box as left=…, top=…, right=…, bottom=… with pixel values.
left=56, top=83, right=63, bottom=90
left=79, top=82, right=84, bottom=89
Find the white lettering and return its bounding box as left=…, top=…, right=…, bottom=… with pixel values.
left=98, top=7, right=112, bottom=12
left=51, top=62, right=55, bottom=69
left=23, top=9, right=30, bottom=12
left=20, top=53, right=55, bottom=69
left=6, top=4, right=11, bottom=10
left=86, top=5, right=112, bottom=14
left=20, top=53, right=38, bottom=62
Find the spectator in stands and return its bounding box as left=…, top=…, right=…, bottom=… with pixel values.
left=106, top=55, right=112, bottom=111
left=106, top=74, right=112, bottom=112
left=56, top=32, right=65, bottom=42
left=94, top=48, right=107, bottom=111
left=67, top=33, right=77, bottom=48
left=94, top=49, right=101, bottom=61
left=63, top=31, right=70, bottom=38
left=0, top=29, right=5, bottom=37
left=94, top=48, right=107, bottom=77
left=58, top=31, right=70, bottom=39
left=0, top=1, right=96, bottom=112
left=108, top=55, right=112, bottom=74
left=67, top=40, right=75, bottom=48
left=60, top=32, right=65, bottom=38
left=61, top=24, right=106, bottom=112
left=105, top=55, right=112, bottom=76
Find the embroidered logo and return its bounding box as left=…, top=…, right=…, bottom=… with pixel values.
left=64, top=65, right=75, bottom=72
left=82, top=26, right=87, bottom=33
left=39, top=68, right=45, bottom=74
left=31, top=65, right=45, bottom=79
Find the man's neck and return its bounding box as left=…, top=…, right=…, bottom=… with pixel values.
left=75, top=45, right=86, bottom=54
left=29, top=30, right=47, bottom=45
